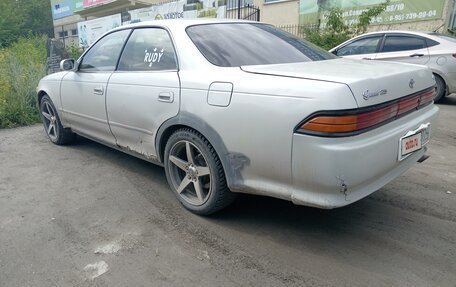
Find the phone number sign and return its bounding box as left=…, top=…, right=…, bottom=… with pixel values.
left=300, top=0, right=445, bottom=26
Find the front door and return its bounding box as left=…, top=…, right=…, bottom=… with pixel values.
left=336, top=35, right=384, bottom=60
left=106, top=28, right=180, bottom=160
left=60, top=29, right=131, bottom=144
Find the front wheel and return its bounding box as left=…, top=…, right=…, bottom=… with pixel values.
left=164, top=129, right=235, bottom=215
left=39, top=95, right=75, bottom=145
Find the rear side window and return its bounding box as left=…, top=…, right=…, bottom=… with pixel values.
left=382, top=36, right=426, bottom=52
left=118, top=28, right=177, bottom=71
left=336, top=36, right=383, bottom=56
left=186, top=23, right=336, bottom=67
left=79, top=30, right=130, bottom=72
left=426, top=38, right=440, bottom=48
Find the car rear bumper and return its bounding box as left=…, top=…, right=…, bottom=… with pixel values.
left=290, top=104, right=439, bottom=208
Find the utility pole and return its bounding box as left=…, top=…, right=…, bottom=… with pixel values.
left=61, top=25, right=65, bottom=48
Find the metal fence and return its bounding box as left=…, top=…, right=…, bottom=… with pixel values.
left=276, top=23, right=320, bottom=39
left=224, top=0, right=260, bottom=21
left=145, top=0, right=260, bottom=21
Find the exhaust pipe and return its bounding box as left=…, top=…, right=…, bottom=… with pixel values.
left=417, top=154, right=430, bottom=163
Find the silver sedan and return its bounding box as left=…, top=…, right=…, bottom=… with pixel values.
left=37, top=20, right=439, bottom=215
left=330, top=30, right=456, bottom=102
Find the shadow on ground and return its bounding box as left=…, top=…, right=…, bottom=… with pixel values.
left=66, top=136, right=396, bottom=245
left=439, top=94, right=456, bottom=105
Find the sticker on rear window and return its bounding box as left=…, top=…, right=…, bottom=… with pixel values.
left=144, top=48, right=164, bottom=67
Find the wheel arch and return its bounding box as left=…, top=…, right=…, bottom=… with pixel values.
left=36, top=88, right=68, bottom=127
left=430, top=71, right=448, bottom=94
left=37, top=90, right=47, bottom=105
left=155, top=113, right=239, bottom=188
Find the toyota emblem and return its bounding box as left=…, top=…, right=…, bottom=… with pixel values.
left=409, top=79, right=415, bottom=89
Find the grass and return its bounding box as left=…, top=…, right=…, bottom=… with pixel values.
left=0, top=35, right=47, bottom=128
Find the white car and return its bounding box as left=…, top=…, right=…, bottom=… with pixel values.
left=37, top=20, right=439, bottom=215
left=330, top=30, right=456, bottom=102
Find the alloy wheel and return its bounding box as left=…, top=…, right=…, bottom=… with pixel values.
left=168, top=140, right=212, bottom=206
left=41, top=101, right=59, bottom=141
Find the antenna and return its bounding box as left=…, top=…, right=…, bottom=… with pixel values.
left=433, top=23, right=444, bottom=33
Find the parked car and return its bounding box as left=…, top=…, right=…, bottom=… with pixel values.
left=330, top=30, right=456, bottom=102
left=37, top=20, right=439, bottom=215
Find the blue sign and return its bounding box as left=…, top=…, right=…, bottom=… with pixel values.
left=51, top=0, right=74, bottom=20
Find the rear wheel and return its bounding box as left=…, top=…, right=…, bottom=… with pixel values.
left=164, top=129, right=235, bottom=215
left=39, top=95, right=75, bottom=145
left=433, top=74, right=446, bottom=102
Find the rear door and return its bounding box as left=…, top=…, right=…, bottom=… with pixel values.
left=334, top=34, right=384, bottom=60
left=376, top=34, right=430, bottom=65
left=106, top=27, right=180, bottom=160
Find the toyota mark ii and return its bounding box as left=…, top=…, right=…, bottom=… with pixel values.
left=36, top=20, right=439, bottom=215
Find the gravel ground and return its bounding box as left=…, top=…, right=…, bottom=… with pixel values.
left=0, top=97, right=455, bottom=287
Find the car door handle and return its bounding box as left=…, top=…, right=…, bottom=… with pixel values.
left=409, top=53, right=424, bottom=57
left=362, top=57, right=372, bottom=60
left=158, top=92, right=174, bottom=103
left=93, top=87, right=104, bottom=95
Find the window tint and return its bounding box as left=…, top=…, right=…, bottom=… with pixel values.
left=186, top=23, right=336, bottom=67
left=426, top=38, right=440, bottom=47
left=79, top=29, right=130, bottom=72
left=118, top=28, right=177, bottom=71
left=382, top=36, right=426, bottom=52
left=336, top=36, right=382, bottom=56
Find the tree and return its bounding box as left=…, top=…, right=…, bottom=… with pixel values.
left=0, top=1, right=24, bottom=47
left=0, top=0, right=53, bottom=48
left=305, top=0, right=390, bottom=50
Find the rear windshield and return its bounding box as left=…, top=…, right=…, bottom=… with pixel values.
left=186, top=23, right=336, bottom=67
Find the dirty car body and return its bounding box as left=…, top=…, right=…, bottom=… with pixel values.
left=37, top=20, right=439, bottom=215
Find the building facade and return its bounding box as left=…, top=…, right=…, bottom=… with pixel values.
left=50, top=0, right=456, bottom=48
left=51, top=0, right=160, bottom=47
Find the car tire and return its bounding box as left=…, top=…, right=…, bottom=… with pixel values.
left=39, top=95, right=76, bottom=145
left=164, top=128, right=236, bottom=215
left=433, top=74, right=446, bottom=102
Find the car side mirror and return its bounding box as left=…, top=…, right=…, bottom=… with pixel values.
left=331, top=49, right=338, bottom=55
left=60, top=59, right=75, bottom=71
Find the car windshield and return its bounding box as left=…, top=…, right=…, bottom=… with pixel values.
left=186, top=23, right=336, bottom=67
left=428, top=32, right=456, bottom=43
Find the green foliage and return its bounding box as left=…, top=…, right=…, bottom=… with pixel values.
left=0, top=1, right=24, bottom=47
left=0, top=35, right=47, bottom=128
left=199, top=9, right=217, bottom=18
left=0, top=0, right=53, bottom=48
left=304, top=0, right=390, bottom=50
left=66, top=44, right=84, bottom=60
left=356, top=1, right=390, bottom=34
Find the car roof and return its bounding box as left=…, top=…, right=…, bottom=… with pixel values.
left=112, top=18, right=258, bottom=31
left=329, top=30, right=448, bottom=51
left=356, top=30, right=433, bottom=38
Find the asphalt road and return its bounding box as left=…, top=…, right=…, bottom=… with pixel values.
left=1, top=97, right=455, bottom=287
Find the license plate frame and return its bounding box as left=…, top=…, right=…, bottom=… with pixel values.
left=398, top=123, right=431, bottom=161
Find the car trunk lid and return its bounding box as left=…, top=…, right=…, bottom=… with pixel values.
left=241, top=58, right=435, bottom=108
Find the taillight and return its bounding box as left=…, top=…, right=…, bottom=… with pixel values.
left=297, top=87, right=435, bottom=137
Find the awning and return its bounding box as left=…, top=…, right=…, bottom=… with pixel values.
left=75, top=0, right=151, bottom=18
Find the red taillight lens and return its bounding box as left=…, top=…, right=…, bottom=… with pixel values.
left=298, top=87, right=435, bottom=136
left=418, top=88, right=435, bottom=106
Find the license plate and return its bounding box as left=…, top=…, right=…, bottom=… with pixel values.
left=398, top=123, right=431, bottom=161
